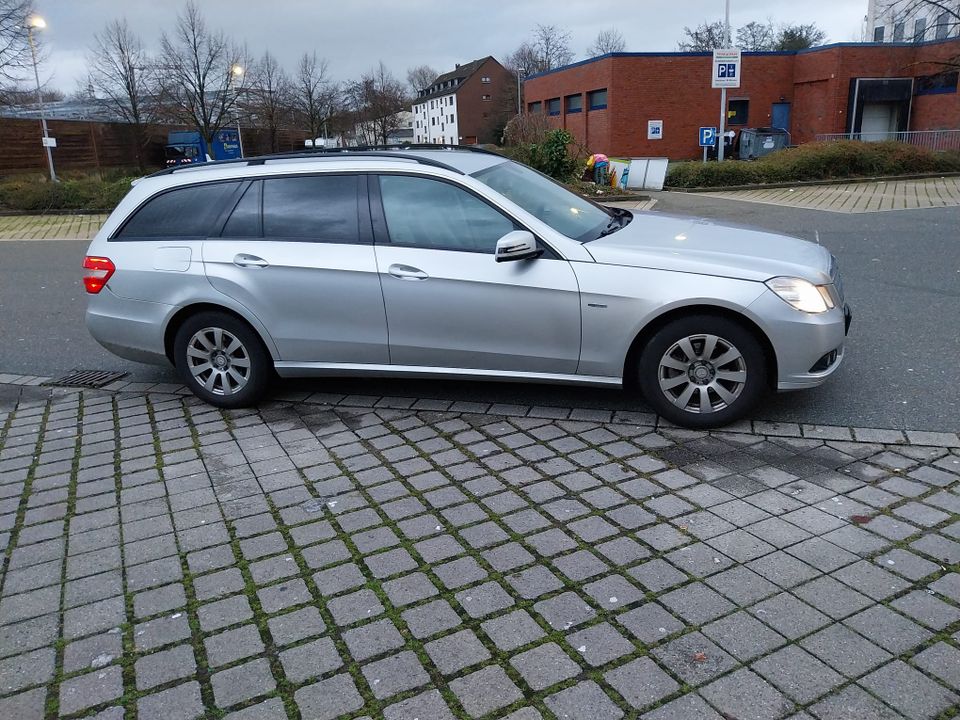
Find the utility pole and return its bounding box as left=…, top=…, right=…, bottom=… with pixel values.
left=27, top=15, right=56, bottom=182
left=717, top=0, right=731, bottom=162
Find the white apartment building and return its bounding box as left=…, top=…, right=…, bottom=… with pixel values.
left=413, top=93, right=459, bottom=144
left=866, top=0, right=959, bottom=42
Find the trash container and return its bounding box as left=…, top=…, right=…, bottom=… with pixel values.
left=738, top=127, right=791, bottom=159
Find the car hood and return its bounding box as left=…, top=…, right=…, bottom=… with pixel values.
left=585, top=212, right=833, bottom=284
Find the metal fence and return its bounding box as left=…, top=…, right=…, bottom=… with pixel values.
left=815, top=130, right=960, bottom=151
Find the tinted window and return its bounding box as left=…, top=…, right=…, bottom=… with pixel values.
left=221, top=182, right=261, bottom=237
left=547, top=98, right=561, bottom=115
left=262, top=175, right=359, bottom=242
left=565, top=94, right=582, bottom=113
left=118, top=182, right=239, bottom=238
left=588, top=89, right=608, bottom=110
left=379, top=175, right=516, bottom=253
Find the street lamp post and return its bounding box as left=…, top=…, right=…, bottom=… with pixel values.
left=26, top=15, right=56, bottom=182
left=231, top=64, right=245, bottom=158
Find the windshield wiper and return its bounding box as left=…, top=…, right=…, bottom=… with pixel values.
left=598, top=218, right=623, bottom=237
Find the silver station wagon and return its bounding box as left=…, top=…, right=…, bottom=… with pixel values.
left=84, top=146, right=851, bottom=428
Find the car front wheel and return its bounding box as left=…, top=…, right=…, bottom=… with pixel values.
left=173, top=311, right=271, bottom=408
left=638, top=315, right=767, bottom=428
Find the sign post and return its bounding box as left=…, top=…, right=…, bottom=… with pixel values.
left=712, top=48, right=741, bottom=162
left=699, top=127, right=717, bottom=163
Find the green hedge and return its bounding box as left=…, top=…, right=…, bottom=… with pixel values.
left=0, top=177, right=133, bottom=213
left=666, top=141, right=960, bottom=188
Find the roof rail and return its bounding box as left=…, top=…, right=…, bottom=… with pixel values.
left=146, top=144, right=501, bottom=179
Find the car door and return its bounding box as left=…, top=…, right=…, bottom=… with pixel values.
left=370, top=173, right=581, bottom=374
left=202, top=174, right=389, bottom=364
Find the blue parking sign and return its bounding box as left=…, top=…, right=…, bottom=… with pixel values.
left=699, top=127, right=717, bottom=147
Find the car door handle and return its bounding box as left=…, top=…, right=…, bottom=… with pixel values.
left=388, top=264, right=429, bottom=281
left=233, top=254, right=269, bottom=268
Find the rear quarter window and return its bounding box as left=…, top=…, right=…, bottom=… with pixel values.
left=115, top=181, right=240, bottom=239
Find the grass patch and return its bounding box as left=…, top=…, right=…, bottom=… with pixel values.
left=666, top=141, right=960, bottom=189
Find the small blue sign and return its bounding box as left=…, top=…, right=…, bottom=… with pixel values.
left=699, top=127, right=717, bottom=147
left=717, top=63, right=737, bottom=79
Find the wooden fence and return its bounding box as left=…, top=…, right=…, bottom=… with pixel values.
left=0, top=117, right=310, bottom=176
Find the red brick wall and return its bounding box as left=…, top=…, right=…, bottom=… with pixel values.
left=457, top=58, right=513, bottom=144
left=523, top=39, right=960, bottom=159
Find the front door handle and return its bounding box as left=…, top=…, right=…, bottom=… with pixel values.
left=388, top=264, right=429, bottom=281
left=233, top=254, right=269, bottom=268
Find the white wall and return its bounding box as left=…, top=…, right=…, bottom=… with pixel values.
left=412, top=93, right=459, bottom=144
left=867, top=0, right=959, bottom=42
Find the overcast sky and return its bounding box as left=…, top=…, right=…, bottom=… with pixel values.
left=36, top=0, right=868, bottom=94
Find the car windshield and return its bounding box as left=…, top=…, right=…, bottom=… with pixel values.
left=471, top=160, right=612, bottom=242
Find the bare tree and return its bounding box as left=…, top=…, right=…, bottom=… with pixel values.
left=406, top=64, right=437, bottom=94
left=533, top=24, right=574, bottom=70
left=587, top=28, right=626, bottom=57
left=293, top=52, right=339, bottom=144
left=245, top=51, right=292, bottom=153
left=736, top=21, right=776, bottom=50
left=158, top=1, right=249, bottom=147
left=347, top=61, right=406, bottom=145
left=774, top=23, right=827, bottom=50
left=678, top=21, right=728, bottom=50
left=0, top=0, right=33, bottom=89
left=86, top=19, right=155, bottom=170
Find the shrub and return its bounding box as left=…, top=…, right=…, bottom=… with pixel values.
left=666, top=140, right=960, bottom=188
left=0, top=177, right=134, bottom=213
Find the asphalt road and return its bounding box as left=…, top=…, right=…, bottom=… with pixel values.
left=1, top=192, right=957, bottom=431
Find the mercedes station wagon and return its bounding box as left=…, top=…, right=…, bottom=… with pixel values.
left=84, top=146, right=851, bottom=428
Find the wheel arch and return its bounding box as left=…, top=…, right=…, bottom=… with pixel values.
left=622, top=304, right=778, bottom=390
left=163, top=302, right=278, bottom=366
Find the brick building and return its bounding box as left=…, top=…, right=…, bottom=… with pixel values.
left=412, top=56, right=513, bottom=145
left=523, top=38, right=960, bottom=160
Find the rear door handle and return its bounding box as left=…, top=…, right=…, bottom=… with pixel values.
left=388, top=264, right=429, bottom=281
left=233, top=254, right=269, bottom=268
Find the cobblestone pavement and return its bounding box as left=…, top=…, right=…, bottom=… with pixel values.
left=1, top=384, right=959, bottom=720
left=705, top=176, right=960, bottom=213
left=0, top=215, right=109, bottom=241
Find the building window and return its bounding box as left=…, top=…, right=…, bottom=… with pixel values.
left=915, top=70, right=959, bottom=95
left=449, top=114, right=454, bottom=123
left=528, top=100, right=542, bottom=113
left=914, top=17, right=927, bottom=42
left=893, top=22, right=905, bottom=41
left=448, top=96, right=453, bottom=105
left=873, top=26, right=885, bottom=42
left=935, top=12, right=950, bottom=39
left=481, top=76, right=491, bottom=83
left=547, top=97, right=561, bottom=116
left=588, top=89, right=608, bottom=110
left=431, top=117, right=435, bottom=126
left=565, top=94, right=582, bottom=113
left=481, top=94, right=491, bottom=101
left=727, top=99, right=749, bottom=125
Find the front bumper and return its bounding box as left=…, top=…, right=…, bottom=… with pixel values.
left=747, top=290, right=850, bottom=391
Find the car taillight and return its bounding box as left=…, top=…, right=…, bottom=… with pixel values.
left=83, top=256, right=115, bottom=294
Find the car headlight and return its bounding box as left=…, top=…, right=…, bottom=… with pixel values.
left=766, top=277, right=835, bottom=313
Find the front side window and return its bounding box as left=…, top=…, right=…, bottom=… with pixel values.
left=472, top=161, right=611, bottom=242
left=378, top=175, right=516, bottom=253
left=117, top=181, right=239, bottom=239
left=262, top=175, right=359, bottom=242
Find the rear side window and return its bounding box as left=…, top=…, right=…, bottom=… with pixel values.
left=116, top=182, right=239, bottom=239
left=262, top=175, right=359, bottom=242
left=221, top=181, right=261, bottom=237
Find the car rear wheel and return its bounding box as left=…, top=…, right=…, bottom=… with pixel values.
left=637, top=315, right=767, bottom=428
left=173, top=311, right=270, bottom=408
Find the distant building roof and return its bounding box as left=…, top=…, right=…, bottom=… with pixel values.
left=0, top=98, right=126, bottom=122
left=415, top=56, right=500, bottom=102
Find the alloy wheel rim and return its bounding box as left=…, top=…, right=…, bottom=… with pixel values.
left=186, top=327, right=251, bottom=396
left=657, top=333, right=747, bottom=414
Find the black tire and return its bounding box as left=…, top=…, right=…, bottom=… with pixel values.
left=637, top=314, right=767, bottom=429
left=173, top=311, right=271, bottom=409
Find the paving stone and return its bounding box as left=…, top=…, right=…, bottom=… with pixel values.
left=0, top=646, right=55, bottom=694
left=327, top=588, right=385, bottom=626
left=534, top=591, right=597, bottom=631
left=434, top=556, right=488, bottom=589
left=481, top=609, right=546, bottom=651
left=223, top=698, right=287, bottom=720
left=425, top=629, right=491, bottom=674
left=312, top=563, right=366, bottom=597
left=383, top=572, right=439, bottom=607
left=384, top=690, right=455, bottom=720
left=135, top=643, right=197, bottom=691
left=912, top=641, right=960, bottom=691
left=808, top=684, right=904, bottom=720
left=133, top=582, right=186, bottom=618
left=294, top=673, right=364, bottom=720
left=705, top=564, right=779, bottom=606
left=449, top=665, right=523, bottom=718
left=552, top=549, right=610, bottom=581
left=137, top=681, right=204, bottom=720
left=794, top=577, right=873, bottom=620
left=700, top=668, right=795, bottom=720
left=64, top=595, right=126, bottom=639
left=703, top=611, right=787, bottom=661
left=785, top=537, right=859, bottom=574
left=506, top=564, right=564, bottom=599
left=752, top=645, right=844, bottom=704
left=267, top=606, right=326, bottom=646
left=583, top=573, right=643, bottom=611
left=604, top=656, right=679, bottom=710
left=706, top=528, right=776, bottom=563
left=63, top=631, right=123, bottom=673
left=0, top=688, right=46, bottom=720
left=875, top=548, right=940, bottom=581
left=401, top=599, right=462, bottom=639
left=640, top=693, right=724, bottom=720
left=204, top=625, right=265, bottom=668
left=544, top=680, right=624, bottom=720
left=890, top=589, right=960, bottom=630
left=652, top=631, right=737, bottom=686
left=844, top=604, right=933, bottom=655
left=511, top=641, right=581, bottom=691
left=483, top=541, right=535, bottom=572
left=211, top=657, right=276, bottom=708
left=566, top=621, right=634, bottom=667
left=364, top=547, right=418, bottom=579
left=455, top=580, right=515, bottom=618
left=343, top=618, right=404, bottom=661
left=750, top=592, right=831, bottom=640
left=279, top=637, right=343, bottom=683
left=659, top=582, right=735, bottom=624
left=133, top=612, right=191, bottom=652
left=194, top=568, right=245, bottom=601
left=799, top=623, right=892, bottom=678
left=59, top=665, right=123, bottom=715
left=831, top=560, right=911, bottom=600
left=860, top=660, right=959, bottom=720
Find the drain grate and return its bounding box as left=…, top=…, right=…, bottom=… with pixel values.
left=43, top=369, right=127, bottom=389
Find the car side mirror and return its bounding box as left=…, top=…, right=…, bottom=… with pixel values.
left=495, top=231, right=542, bottom=263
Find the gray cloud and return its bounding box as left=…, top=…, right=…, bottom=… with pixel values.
left=36, top=0, right=867, bottom=93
